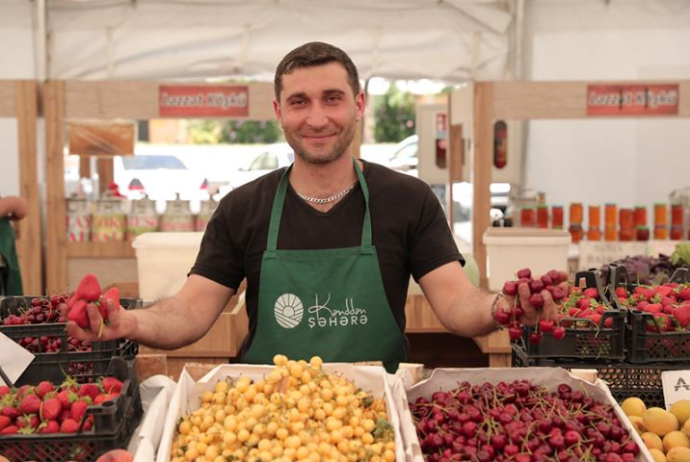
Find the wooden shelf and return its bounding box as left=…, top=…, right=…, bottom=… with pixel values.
left=67, top=241, right=136, bottom=258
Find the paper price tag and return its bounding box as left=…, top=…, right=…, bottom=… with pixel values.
left=577, top=241, right=647, bottom=271
left=662, top=370, right=690, bottom=410
left=0, top=331, right=35, bottom=386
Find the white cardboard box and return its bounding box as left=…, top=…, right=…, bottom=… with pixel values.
left=132, top=232, right=204, bottom=302
left=483, top=228, right=572, bottom=292
left=399, top=367, right=653, bottom=462
left=156, top=363, right=411, bottom=462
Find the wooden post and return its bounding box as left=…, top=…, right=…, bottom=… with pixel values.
left=14, top=81, right=42, bottom=294
left=472, top=83, right=493, bottom=289
left=44, top=81, right=68, bottom=293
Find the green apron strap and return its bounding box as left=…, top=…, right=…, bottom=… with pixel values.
left=267, top=159, right=372, bottom=252
left=0, top=218, right=24, bottom=296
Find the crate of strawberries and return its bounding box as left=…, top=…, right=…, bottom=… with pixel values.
left=0, top=274, right=139, bottom=378
left=606, top=264, right=690, bottom=364
left=0, top=356, right=142, bottom=462
left=495, top=268, right=626, bottom=362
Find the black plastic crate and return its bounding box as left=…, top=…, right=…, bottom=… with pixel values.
left=0, top=357, right=143, bottom=462
left=512, top=345, right=670, bottom=408
left=518, top=270, right=626, bottom=361
left=606, top=265, right=690, bottom=364
left=0, top=296, right=140, bottom=369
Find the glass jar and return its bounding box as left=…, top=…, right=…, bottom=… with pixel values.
left=619, top=208, right=634, bottom=242
left=536, top=205, right=549, bottom=229
left=160, top=197, right=195, bottom=232
left=551, top=205, right=564, bottom=230
left=604, top=203, right=617, bottom=242
left=92, top=198, right=126, bottom=242
left=671, top=203, right=684, bottom=227
left=633, top=205, right=648, bottom=229
left=196, top=199, right=219, bottom=231
left=654, top=203, right=668, bottom=240
left=521, top=206, right=536, bottom=227
left=127, top=198, right=159, bottom=240
left=569, top=203, right=583, bottom=226
left=587, top=205, right=601, bottom=241
left=636, top=226, right=650, bottom=241
left=66, top=198, right=91, bottom=242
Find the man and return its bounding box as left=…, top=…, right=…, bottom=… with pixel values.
left=0, top=195, right=28, bottom=295
left=68, top=42, right=555, bottom=371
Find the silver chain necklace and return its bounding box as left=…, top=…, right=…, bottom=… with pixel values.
left=295, top=181, right=358, bottom=205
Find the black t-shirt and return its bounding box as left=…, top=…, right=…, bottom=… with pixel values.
left=190, top=160, right=464, bottom=352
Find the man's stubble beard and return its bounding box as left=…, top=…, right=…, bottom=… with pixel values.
left=287, top=121, right=356, bottom=166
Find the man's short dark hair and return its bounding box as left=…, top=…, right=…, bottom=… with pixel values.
left=274, top=42, right=361, bottom=101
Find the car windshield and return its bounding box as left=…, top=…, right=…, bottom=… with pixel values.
left=121, top=155, right=187, bottom=170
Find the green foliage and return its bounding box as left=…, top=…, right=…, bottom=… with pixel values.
left=373, top=84, right=416, bottom=143
left=188, top=119, right=283, bottom=144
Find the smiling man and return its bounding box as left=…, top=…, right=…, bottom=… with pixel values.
left=67, top=42, right=556, bottom=372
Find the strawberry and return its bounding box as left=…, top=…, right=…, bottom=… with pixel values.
left=68, top=299, right=90, bottom=328
left=75, top=273, right=102, bottom=302
left=19, top=394, right=41, bottom=414
left=0, top=385, right=10, bottom=398
left=679, top=287, right=690, bottom=302
left=38, top=419, right=60, bottom=434
left=2, top=405, right=20, bottom=420
left=83, top=415, right=94, bottom=431
left=57, top=389, right=77, bottom=410
left=0, top=424, right=18, bottom=434
left=60, top=418, right=80, bottom=433
left=35, top=381, right=55, bottom=399
left=94, top=393, right=119, bottom=405
left=70, top=399, right=88, bottom=422
left=0, top=415, right=10, bottom=431
left=653, top=313, right=673, bottom=332
left=100, top=287, right=121, bottom=320
left=658, top=285, right=673, bottom=297
left=17, top=414, right=39, bottom=430
left=643, top=303, right=663, bottom=315
left=604, top=317, right=613, bottom=328
left=101, top=377, right=123, bottom=395
left=615, top=287, right=628, bottom=299
left=41, top=397, right=63, bottom=421
left=78, top=383, right=101, bottom=401
left=67, top=292, right=79, bottom=308
left=583, top=288, right=599, bottom=299
left=672, top=304, right=690, bottom=329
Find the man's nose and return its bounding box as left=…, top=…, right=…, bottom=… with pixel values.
left=306, top=103, right=328, bottom=129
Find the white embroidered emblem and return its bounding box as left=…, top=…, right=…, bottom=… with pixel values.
left=274, top=293, right=303, bottom=329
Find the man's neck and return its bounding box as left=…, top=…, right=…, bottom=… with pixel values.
left=290, top=152, right=361, bottom=197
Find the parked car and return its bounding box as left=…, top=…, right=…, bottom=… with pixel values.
left=114, top=154, right=207, bottom=200
left=218, top=143, right=295, bottom=196
left=387, top=134, right=419, bottom=173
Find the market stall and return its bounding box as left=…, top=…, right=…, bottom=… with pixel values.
left=0, top=80, right=41, bottom=295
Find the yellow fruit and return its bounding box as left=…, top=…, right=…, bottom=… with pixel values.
left=642, top=431, right=665, bottom=451
left=672, top=400, right=690, bottom=427
left=629, top=416, right=646, bottom=435
left=665, top=431, right=690, bottom=452
left=650, top=448, right=667, bottom=462
left=684, top=419, right=690, bottom=439
left=644, top=407, right=680, bottom=437
left=622, top=397, right=648, bottom=418
left=667, top=446, right=690, bottom=462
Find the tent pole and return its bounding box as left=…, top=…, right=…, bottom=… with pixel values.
left=35, top=0, right=47, bottom=81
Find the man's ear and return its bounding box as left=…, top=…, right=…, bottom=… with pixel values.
left=354, top=91, right=365, bottom=123
left=273, top=99, right=282, bottom=121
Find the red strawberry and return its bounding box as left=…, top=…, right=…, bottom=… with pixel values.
left=19, top=394, right=41, bottom=414
left=577, top=298, right=591, bottom=310
left=0, top=425, right=18, bottom=434
left=17, top=414, right=39, bottom=429
left=0, top=415, right=10, bottom=430
left=60, top=418, right=80, bottom=433
left=661, top=296, right=675, bottom=307
left=57, top=389, right=77, bottom=410
left=68, top=299, right=90, bottom=328
left=0, top=386, right=10, bottom=398
left=583, top=288, right=599, bottom=299
left=672, top=304, right=690, bottom=329
left=100, top=287, right=121, bottom=320
left=75, top=273, right=102, bottom=302
left=35, top=381, right=55, bottom=398
left=70, top=399, right=88, bottom=422
left=78, top=383, right=101, bottom=401
left=2, top=405, right=20, bottom=419
left=642, top=288, right=657, bottom=300
left=39, top=419, right=60, bottom=434
left=644, top=303, right=663, bottom=314
left=83, top=415, right=94, bottom=431
left=41, top=397, right=63, bottom=421
left=615, top=287, right=628, bottom=299
left=94, top=393, right=119, bottom=405
left=679, top=288, right=690, bottom=302
left=589, top=313, right=602, bottom=326
left=101, top=377, right=123, bottom=395
left=658, top=285, right=673, bottom=297
left=604, top=317, right=613, bottom=328
left=654, top=313, right=673, bottom=332
left=67, top=292, right=78, bottom=308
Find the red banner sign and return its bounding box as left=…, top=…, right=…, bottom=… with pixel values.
left=587, top=84, right=679, bottom=116
left=159, top=85, right=249, bottom=117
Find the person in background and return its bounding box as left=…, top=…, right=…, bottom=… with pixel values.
left=0, top=195, right=28, bottom=295
left=67, top=42, right=558, bottom=371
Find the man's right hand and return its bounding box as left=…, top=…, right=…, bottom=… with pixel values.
left=65, top=299, right=138, bottom=342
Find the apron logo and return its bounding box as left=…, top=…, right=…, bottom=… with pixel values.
left=274, top=293, right=304, bottom=329
left=307, top=293, right=368, bottom=329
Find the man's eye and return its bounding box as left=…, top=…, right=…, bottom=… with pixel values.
left=325, top=96, right=341, bottom=104
left=291, top=99, right=306, bottom=107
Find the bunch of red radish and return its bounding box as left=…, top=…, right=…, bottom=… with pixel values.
left=410, top=379, right=641, bottom=462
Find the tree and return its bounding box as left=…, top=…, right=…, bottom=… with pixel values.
left=188, top=119, right=283, bottom=144
left=373, top=84, right=416, bottom=143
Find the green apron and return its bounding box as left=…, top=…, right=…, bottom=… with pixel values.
left=243, top=159, right=406, bottom=372
left=0, top=218, right=23, bottom=295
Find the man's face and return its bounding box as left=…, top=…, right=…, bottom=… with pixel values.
left=273, top=62, right=364, bottom=165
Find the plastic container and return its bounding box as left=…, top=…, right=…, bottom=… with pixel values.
left=519, top=271, right=626, bottom=362
left=482, top=227, right=571, bottom=292
left=132, top=232, right=204, bottom=302
left=512, top=345, right=673, bottom=409
left=0, top=358, right=142, bottom=461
